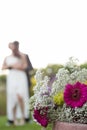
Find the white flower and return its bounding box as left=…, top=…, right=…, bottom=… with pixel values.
left=29, top=57, right=87, bottom=126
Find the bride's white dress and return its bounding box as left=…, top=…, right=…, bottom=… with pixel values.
left=5, top=55, right=29, bottom=120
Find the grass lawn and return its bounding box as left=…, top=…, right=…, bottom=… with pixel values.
left=0, top=116, right=52, bottom=130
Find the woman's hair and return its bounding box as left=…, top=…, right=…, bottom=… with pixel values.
left=9, top=41, right=21, bottom=58
left=13, top=41, right=19, bottom=47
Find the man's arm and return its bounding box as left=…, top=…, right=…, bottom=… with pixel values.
left=12, top=53, right=28, bottom=70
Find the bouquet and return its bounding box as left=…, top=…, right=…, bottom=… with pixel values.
left=29, top=57, right=87, bottom=128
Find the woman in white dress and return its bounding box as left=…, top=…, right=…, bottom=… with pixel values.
left=2, top=41, right=30, bottom=125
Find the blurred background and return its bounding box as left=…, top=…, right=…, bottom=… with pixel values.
left=0, top=0, right=87, bottom=129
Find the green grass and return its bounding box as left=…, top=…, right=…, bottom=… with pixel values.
left=0, top=116, right=52, bottom=130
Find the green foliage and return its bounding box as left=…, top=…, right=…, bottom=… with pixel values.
left=42, top=64, right=63, bottom=77
left=0, top=90, right=6, bottom=115
left=0, top=75, right=6, bottom=85
left=80, top=63, right=87, bottom=69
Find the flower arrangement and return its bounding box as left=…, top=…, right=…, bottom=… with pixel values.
left=29, top=57, right=87, bottom=128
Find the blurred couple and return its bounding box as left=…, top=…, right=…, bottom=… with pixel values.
left=2, top=41, right=33, bottom=126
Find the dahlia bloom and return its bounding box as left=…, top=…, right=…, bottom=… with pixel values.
left=64, top=81, right=87, bottom=108
left=33, top=107, right=48, bottom=127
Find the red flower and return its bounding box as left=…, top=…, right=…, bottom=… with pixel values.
left=33, top=107, right=49, bottom=127
left=64, top=82, right=87, bottom=108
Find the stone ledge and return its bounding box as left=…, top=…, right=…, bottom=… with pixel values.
left=52, top=121, right=87, bottom=130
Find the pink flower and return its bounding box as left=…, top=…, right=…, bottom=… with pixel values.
left=33, top=107, right=48, bottom=127
left=64, top=81, right=87, bottom=108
